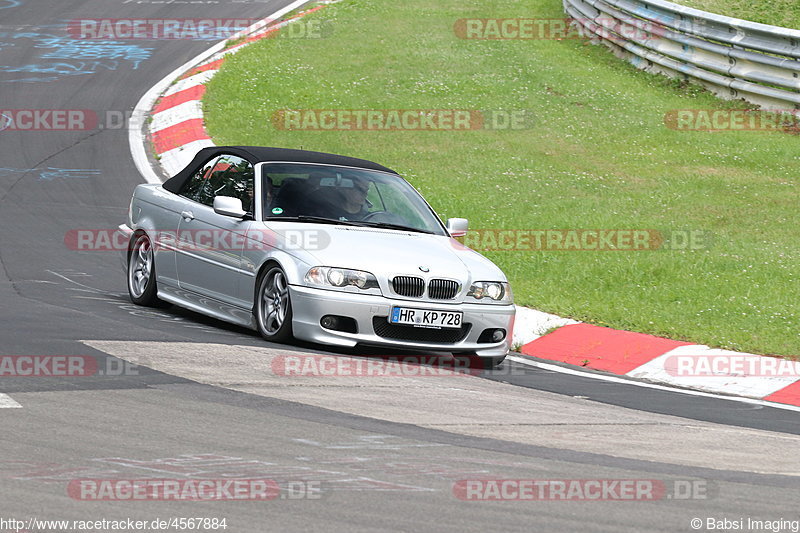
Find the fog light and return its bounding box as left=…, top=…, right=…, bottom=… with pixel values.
left=320, top=315, right=338, bottom=329
left=477, top=328, right=506, bottom=343
left=320, top=315, right=359, bottom=333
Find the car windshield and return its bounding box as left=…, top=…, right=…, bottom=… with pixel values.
left=260, top=163, right=447, bottom=235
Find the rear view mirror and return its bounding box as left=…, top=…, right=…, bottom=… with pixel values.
left=446, top=217, right=469, bottom=237
left=213, top=196, right=247, bottom=218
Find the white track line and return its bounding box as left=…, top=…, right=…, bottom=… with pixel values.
left=0, top=394, right=22, bottom=408
left=507, top=355, right=800, bottom=413
left=129, top=0, right=311, bottom=184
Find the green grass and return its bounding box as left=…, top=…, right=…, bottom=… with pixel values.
left=675, top=0, right=800, bottom=28
left=204, top=0, right=800, bottom=357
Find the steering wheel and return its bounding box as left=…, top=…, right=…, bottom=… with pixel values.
left=361, top=211, right=391, bottom=221
left=361, top=210, right=412, bottom=225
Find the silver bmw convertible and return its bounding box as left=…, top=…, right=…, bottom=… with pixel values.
left=119, top=147, right=515, bottom=365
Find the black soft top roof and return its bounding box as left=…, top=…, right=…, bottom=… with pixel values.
left=162, top=146, right=399, bottom=193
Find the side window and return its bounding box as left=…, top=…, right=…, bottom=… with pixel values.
left=179, top=156, right=218, bottom=203
left=178, top=155, right=255, bottom=210
left=205, top=155, right=255, bottom=211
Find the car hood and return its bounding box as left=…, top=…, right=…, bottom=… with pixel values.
left=261, top=222, right=507, bottom=283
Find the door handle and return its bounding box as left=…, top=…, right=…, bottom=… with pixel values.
left=180, top=211, right=194, bottom=221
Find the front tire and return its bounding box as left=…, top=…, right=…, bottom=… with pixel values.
left=255, top=265, right=294, bottom=343
left=127, top=233, right=160, bottom=306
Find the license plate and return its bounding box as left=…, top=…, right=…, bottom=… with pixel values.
left=390, top=307, right=463, bottom=329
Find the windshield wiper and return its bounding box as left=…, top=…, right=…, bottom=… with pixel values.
left=349, top=221, right=436, bottom=234
left=264, top=215, right=362, bottom=227
left=265, top=216, right=436, bottom=234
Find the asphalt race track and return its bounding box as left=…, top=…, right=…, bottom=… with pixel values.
left=0, top=1, right=799, bottom=531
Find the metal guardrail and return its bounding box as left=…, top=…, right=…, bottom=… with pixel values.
left=563, top=0, right=800, bottom=108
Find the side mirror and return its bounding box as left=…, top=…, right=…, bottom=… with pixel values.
left=446, top=217, right=469, bottom=237
left=213, top=196, right=247, bottom=218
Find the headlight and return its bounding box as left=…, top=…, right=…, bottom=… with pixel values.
left=467, top=281, right=513, bottom=303
left=305, top=266, right=380, bottom=291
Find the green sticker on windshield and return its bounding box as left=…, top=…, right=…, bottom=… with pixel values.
left=272, top=207, right=284, bottom=215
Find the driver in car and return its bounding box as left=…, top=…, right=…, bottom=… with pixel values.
left=334, top=176, right=372, bottom=220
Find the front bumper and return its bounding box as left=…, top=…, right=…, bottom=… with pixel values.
left=290, top=284, right=515, bottom=357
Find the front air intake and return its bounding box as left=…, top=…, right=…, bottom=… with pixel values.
left=392, top=276, right=425, bottom=297
left=428, top=279, right=459, bottom=299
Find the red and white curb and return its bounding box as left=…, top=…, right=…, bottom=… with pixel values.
left=129, top=0, right=321, bottom=184
left=516, top=323, right=800, bottom=408
left=129, top=0, right=800, bottom=410
left=145, top=2, right=327, bottom=178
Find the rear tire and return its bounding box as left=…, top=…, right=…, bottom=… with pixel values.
left=255, top=265, right=294, bottom=343
left=127, top=233, right=161, bottom=306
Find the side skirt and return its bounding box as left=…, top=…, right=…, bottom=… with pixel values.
left=158, top=285, right=257, bottom=330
